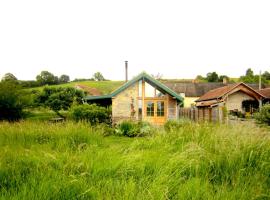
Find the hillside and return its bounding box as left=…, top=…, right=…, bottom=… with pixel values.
left=28, top=81, right=125, bottom=95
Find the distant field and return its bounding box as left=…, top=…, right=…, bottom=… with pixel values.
left=0, top=121, right=269, bottom=199
left=28, top=80, right=124, bottom=95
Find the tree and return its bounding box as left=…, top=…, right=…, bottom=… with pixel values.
left=35, top=87, right=85, bottom=118
left=59, top=74, right=70, bottom=83
left=0, top=82, right=28, bottom=121
left=195, top=75, right=206, bottom=82
left=92, top=72, right=105, bottom=81
left=206, top=72, right=219, bottom=82
left=262, top=71, right=270, bottom=81
left=1, top=73, right=18, bottom=83
left=218, top=75, right=230, bottom=83
left=246, top=68, right=254, bottom=77
left=36, top=71, right=58, bottom=85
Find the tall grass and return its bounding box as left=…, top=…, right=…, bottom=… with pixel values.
left=0, top=121, right=269, bottom=199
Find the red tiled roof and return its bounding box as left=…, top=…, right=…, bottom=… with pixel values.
left=196, top=83, right=238, bottom=101
left=258, top=88, right=270, bottom=98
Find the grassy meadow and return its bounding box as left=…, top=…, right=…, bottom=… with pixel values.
left=0, top=120, right=269, bottom=199
left=28, top=81, right=124, bottom=95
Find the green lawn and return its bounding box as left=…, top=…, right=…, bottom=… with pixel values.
left=0, top=121, right=269, bottom=199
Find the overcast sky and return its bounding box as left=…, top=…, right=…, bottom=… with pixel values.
left=0, top=0, right=270, bottom=81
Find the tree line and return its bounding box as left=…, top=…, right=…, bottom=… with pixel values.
left=1, top=71, right=107, bottom=88
left=196, top=68, right=270, bottom=83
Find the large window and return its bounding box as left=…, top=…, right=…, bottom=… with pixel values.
left=145, top=82, right=165, bottom=97
left=146, top=101, right=154, bottom=116
left=157, top=101, right=165, bottom=116
left=138, top=100, right=142, bottom=119
left=138, top=80, right=142, bottom=97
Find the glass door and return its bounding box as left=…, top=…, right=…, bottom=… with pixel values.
left=144, top=100, right=166, bottom=125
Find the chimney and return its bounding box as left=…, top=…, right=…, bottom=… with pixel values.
left=223, top=77, right=227, bottom=84
left=125, top=61, right=128, bottom=82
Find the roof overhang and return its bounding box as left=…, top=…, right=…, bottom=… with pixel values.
left=85, top=72, right=184, bottom=103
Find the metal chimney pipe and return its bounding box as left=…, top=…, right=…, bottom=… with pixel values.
left=125, top=61, right=128, bottom=82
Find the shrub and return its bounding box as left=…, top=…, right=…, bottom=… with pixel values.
left=114, top=120, right=153, bottom=137
left=70, top=104, right=111, bottom=125
left=255, top=104, right=270, bottom=125
left=0, top=82, right=29, bottom=121
left=35, top=87, right=85, bottom=118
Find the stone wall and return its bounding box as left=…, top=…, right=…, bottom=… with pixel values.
left=112, top=82, right=138, bottom=124
left=226, top=91, right=255, bottom=112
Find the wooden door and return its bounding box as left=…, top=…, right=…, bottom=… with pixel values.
left=144, top=100, right=167, bottom=125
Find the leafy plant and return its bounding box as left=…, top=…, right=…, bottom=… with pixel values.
left=35, top=87, right=85, bottom=118
left=255, top=104, right=270, bottom=125
left=70, top=104, right=111, bottom=125
left=0, top=82, right=29, bottom=121
left=114, top=120, right=153, bottom=137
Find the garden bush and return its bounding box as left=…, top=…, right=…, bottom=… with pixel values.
left=114, top=120, right=153, bottom=137
left=255, top=104, right=270, bottom=125
left=70, top=104, right=111, bottom=125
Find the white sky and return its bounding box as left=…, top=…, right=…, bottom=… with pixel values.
left=0, top=0, right=270, bottom=81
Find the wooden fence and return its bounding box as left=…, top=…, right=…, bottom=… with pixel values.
left=179, top=106, right=226, bottom=123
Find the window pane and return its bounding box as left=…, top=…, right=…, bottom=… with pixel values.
left=146, top=102, right=154, bottom=116
left=145, top=82, right=165, bottom=97
left=138, top=100, right=142, bottom=120
left=145, top=82, right=155, bottom=97
left=138, top=80, right=142, bottom=97
left=157, top=101, right=164, bottom=116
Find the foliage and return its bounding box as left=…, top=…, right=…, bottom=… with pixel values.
left=36, top=71, right=58, bottom=85
left=262, top=71, right=270, bottom=81
left=218, top=75, right=229, bottom=82
left=70, top=104, right=111, bottom=124
left=0, top=82, right=29, bottom=121
left=206, top=72, right=219, bottom=82
left=196, top=72, right=230, bottom=83
left=19, top=80, right=41, bottom=88
left=114, top=120, right=153, bottom=137
left=35, top=87, right=84, bottom=117
left=0, top=121, right=269, bottom=199
left=255, top=104, right=270, bottom=125
left=1, top=73, right=18, bottom=83
left=59, top=74, right=70, bottom=83
left=92, top=72, right=105, bottom=81
left=240, top=68, right=268, bottom=84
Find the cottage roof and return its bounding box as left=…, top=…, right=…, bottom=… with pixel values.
left=196, top=82, right=265, bottom=102
left=257, top=88, right=270, bottom=99
left=162, top=82, right=268, bottom=97
left=85, top=72, right=184, bottom=102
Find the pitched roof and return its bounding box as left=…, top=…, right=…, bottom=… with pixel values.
left=196, top=84, right=238, bottom=101
left=163, top=82, right=226, bottom=97
left=163, top=82, right=269, bottom=97
left=258, top=88, right=270, bottom=99
left=85, top=72, right=184, bottom=102
left=196, top=82, right=264, bottom=102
